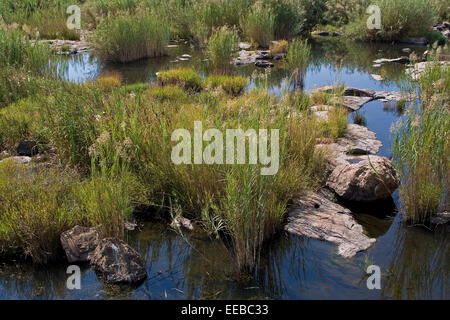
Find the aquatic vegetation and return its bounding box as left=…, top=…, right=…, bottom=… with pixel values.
left=269, top=39, right=288, bottom=55
left=0, top=161, right=145, bottom=263
left=318, top=106, right=349, bottom=139
left=157, top=68, right=203, bottom=91
left=93, top=13, right=170, bottom=63
left=208, top=26, right=240, bottom=74
left=240, top=1, right=275, bottom=48
left=346, top=0, right=436, bottom=41
left=205, top=75, right=249, bottom=95
left=146, top=85, right=188, bottom=102
left=286, top=39, right=311, bottom=71
left=393, top=60, right=449, bottom=224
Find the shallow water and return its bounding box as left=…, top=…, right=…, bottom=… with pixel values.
left=0, top=38, right=448, bottom=300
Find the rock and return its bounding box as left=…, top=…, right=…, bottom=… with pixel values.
left=374, top=91, right=414, bottom=102
left=372, top=64, right=382, bottom=68
left=402, top=48, right=411, bottom=53
left=255, top=60, right=274, bottom=68
left=60, top=226, right=101, bottom=263
left=430, top=212, right=450, bottom=226
left=239, top=42, right=252, bottom=50
left=17, top=140, right=38, bottom=156
left=443, top=30, right=450, bottom=39
left=171, top=216, right=194, bottom=231
left=326, top=156, right=399, bottom=202
left=316, top=124, right=382, bottom=175
left=371, top=74, right=384, bottom=81
left=0, top=156, right=32, bottom=166
left=332, top=32, right=342, bottom=37
left=89, top=238, right=147, bottom=284
left=317, top=31, right=330, bottom=37
left=343, top=87, right=375, bottom=97
left=181, top=54, right=191, bottom=58
left=338, top=96, right=374, bottom=111
left=272, top=54, right=284, bottom=61
left=373, top=57, right=410, bottom=64
left=311, top=105, right=334, bottom=121
left=406, top=61, right=449, bottom=80
left=399, top=37, right=428, bottom=46
left=285, top=191, right=376, bottom=258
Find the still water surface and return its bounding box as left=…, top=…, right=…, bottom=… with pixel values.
left=0, top=38, right=447, bottom=300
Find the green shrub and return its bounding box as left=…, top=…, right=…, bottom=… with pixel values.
left=208, top=26, right=239, bottom=74
left=267, top=0, right=304, bottom=38
left=0, top=97, right=48, bottom=152
left=205, top=75, right=249, bottom=95
left=93, top=13, right=170, bottom=63
left=146, top=85, right=188, bottom=102
left=240, top=1, right=275, bottom=48
left=346, top=0, right=436, bottom=41
left=157, top=68, right=203, bottom=91
left=0, top=29, right=54, bottom=74
left=0, top=161, right=145, bottom=263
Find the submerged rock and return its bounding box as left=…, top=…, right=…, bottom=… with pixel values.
left=373, top=57, right=410, bottom=64
left=399, top=37, right=428, bottom=46
left=430, top=212, right=450, bottom=226
left=89, top=238, right=147, bottom=284
left=285, top=191, right=376, bottom=258
left=60, top=226, right=102, bottom=263
left=371, top=74, right=384, bottom=81
left=255, top=60, right=274, bottom=68
left=326, top=156, right=399, bottom=202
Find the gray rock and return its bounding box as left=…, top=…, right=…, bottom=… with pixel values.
left=171, top=216, right=194, bottom=231
left=338, top=96, right=374, bottom=111
left=317, top=31, right=330, bottom=36
left=285, top=191, right=376, bottom=258
left=61, top=226, right=101, bottom=263
left=17, top=140, right=38, bottom=156
left=255, top=60, right=274, bottom=68
left=373, top=57, right=410, bottom=64
left=402, top=48, right=411, bottom=53
left=326, top=156, right=399, bottom=202
left=399, top=37, right=428, bottom=46
left=371, top=74, right=384, bottom=81
left=316, top=124, right=383, bottom=175
left=0, top=156, right=32, bottom=165
left=239, top=42, right=252, bottom=50
left=430, top=212, right=450, bottom=226
left=89, top=238, right=147, bottom=284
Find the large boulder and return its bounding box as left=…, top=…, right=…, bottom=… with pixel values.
left=285, top=190, right=376, bottom=258
left=326, top=156, right=399, bottom=202
left=60, top=226, right=102, bottom=263
left=89, top=238, right=147, bottom=284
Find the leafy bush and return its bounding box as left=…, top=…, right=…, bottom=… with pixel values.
left=93, top=13, right=170, bottom=63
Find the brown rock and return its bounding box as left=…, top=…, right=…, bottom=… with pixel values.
left=60, top=226, right=101, bottom=263
left=285, top=191, right=376, bottom=258
left=89, top=238, right=147, bottom=284
left=326, top=156, right=399, bottom=202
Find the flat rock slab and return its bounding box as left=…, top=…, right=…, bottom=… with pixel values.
left=60, top=226, right=101, bottom=263
left=373, top=57, right=410, bottom=64
left=285, top=191, right=376, bottom=258
left=340, top=96, right=374, bottom=111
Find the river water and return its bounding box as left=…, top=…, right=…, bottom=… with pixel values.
left=0, top=38, right=448, bottom=300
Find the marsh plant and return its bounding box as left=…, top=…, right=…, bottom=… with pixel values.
left=393, top=59, right=449, bottom=224
left=240, top=1, right=275, bottom=48
left=208, top=27, right=240, bottom=74
left=286, top=39, right=311, bottom=90
left=93, top=13, right=170, bottom=63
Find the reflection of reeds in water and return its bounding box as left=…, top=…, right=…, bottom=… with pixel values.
left=381, top=223, right=449, bottom=299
